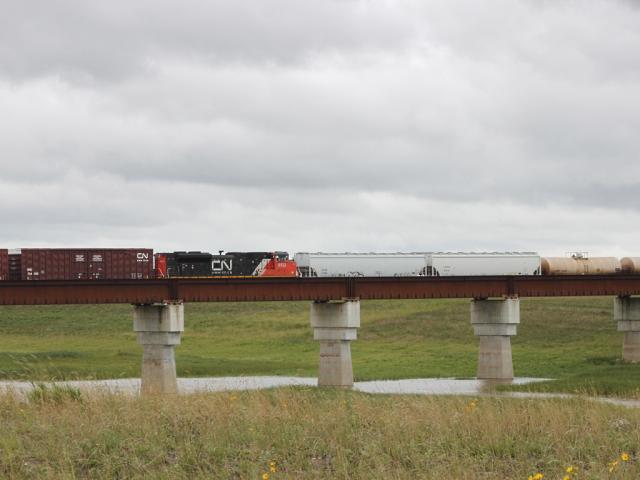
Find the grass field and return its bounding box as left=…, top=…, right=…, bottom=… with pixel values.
left=1, top=297, right=639, bottom=396
left=1, top=388, right=639, bottom=479
left=2, top=298, right=640, bottom=479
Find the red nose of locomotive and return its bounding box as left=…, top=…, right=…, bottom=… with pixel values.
left=260, top=253, right=298, bottom=277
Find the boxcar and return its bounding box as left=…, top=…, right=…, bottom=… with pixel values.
left=19, top=248, right=153, bottom=280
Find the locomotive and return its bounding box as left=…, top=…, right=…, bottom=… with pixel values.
left=154, top=251, right=298, bottom=278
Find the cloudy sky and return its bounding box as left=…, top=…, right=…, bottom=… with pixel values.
left=1, top=0, right=639, bottom=256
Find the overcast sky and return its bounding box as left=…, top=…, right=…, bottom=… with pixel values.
left=1, top=0, right=639, bottom=256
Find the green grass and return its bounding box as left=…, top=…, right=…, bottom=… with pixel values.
left=1, top=388, right=640, bottom=479
left=1, top=297, right=639, bottom=396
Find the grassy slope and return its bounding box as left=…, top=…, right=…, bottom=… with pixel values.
left=1, top=388, right=640, bottom=479
left=1, top=297, right=639, bottom=396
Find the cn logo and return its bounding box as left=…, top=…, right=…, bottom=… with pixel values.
left=212, top=259, right=232, bottom=272
left=137, top=252, right=150, bottom=261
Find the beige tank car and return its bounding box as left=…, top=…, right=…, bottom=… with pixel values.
left=541, top=256, right=621, bottom=275
left=621, top=257, right=640, bottom=274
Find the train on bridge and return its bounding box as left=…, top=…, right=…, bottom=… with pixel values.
left=1, top=248, right=639, bottom=281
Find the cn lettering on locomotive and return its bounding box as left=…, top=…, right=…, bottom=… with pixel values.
left=212, top=259, right=232, bottom=273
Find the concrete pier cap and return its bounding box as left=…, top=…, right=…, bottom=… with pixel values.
left=614, top=295, right=640, bottom=363
left=470, top=296, right=520, bottom=380
left=133, top=301, right=184, bottom=395
left=310, top=298, right=360, bottom=388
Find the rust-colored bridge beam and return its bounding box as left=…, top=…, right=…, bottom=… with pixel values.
left=1, top=275, right=640, bottom=305
left=0, top=280, right=170, bottom=305
left=354, top=275, right=640, bottom=300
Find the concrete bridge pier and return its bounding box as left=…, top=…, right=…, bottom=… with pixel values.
left=614, top=296, right=640, bottom=362
left=310, top=299, right=360, bottom=388
left=470, top=297, right=520, bottom=380
left=133, top=302, right=184, bottom=395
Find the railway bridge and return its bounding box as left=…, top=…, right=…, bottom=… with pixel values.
left=1, top=275, right=640, bottom=395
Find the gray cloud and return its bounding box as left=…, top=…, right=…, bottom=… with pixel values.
left=0, top=0, right=416, bottom=80
left=1, top=0, right=640, bottom=255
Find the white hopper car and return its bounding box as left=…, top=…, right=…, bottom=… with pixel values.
left=426, top=252, right=541, bottom=276
left=294, top=252, right=430, bottom=277
left=294, top=252, right=542, bottom=277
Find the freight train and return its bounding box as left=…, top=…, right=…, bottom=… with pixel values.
left=0, top=248, right=639, bottom=281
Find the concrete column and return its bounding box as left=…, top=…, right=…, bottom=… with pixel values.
left=470, top=297, right=520, bottom=380
left=133, top=302, right=184, bottom=395
left=614, top=296, right=640, bottom=362
left=310, top=299, right=360, bottom=388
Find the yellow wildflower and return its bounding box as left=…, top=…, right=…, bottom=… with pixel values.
left=262, top=473, right=269, bottom=480
left=608, top=460, right=618, bottom=472
left=566, top=466, right=575, bottom=474
left=528, top=473, right=543, bottom=480
left=621, top=452, right=630, bottom=461
left=562, top=476, right=570, bottom=480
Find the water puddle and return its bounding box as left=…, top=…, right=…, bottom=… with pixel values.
left=499, top=391, right=640, bottom=409
left=1, top=376, right=639, bottom=408
left=0, top=376, right=317, bottom=396
left=354, top=377, right=546, bottom=395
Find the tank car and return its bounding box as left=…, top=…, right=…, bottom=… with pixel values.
left=621, top=257, right=640, bottom=274
left=541, top=255, right=621, bottom=275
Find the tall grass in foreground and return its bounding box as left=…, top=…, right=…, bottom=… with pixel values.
left=1, top=388, right=639, bottom=479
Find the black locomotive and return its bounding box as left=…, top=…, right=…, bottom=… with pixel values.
left=155, top=251, right=297, bottom=278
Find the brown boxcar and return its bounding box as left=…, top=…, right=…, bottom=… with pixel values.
left=8, top=252, right=21, bottom=280
left=20, top=248, right=153, bottom=280
left=103, top=249, right=153, bottom=279
left=0, top=249, right=8, bottom=280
